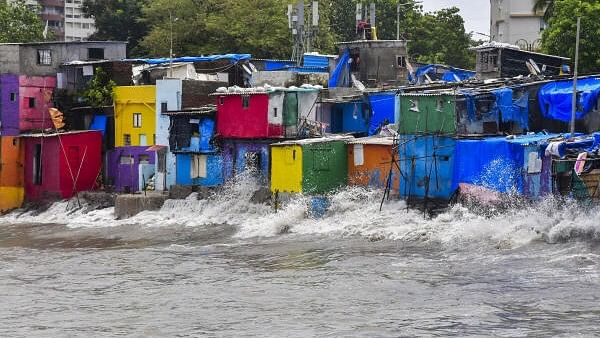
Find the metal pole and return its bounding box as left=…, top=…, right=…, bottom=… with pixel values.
left=570, top=17, right=581, bottom=138
left=169, top=10, right=173, bottom=78
left=396, top=2, right=400, bottom=40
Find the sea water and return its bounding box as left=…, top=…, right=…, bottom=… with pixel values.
left=1, top=179, right=600, bottom=337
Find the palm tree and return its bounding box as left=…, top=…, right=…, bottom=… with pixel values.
left=533, top=0, right=555, bottom=22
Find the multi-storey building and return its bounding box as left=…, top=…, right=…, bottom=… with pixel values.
left=8, top=0, right=96, bottom=41
left=490, top=0, right=546, bottom=50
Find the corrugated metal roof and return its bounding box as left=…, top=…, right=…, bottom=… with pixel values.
left=272, top=135, right=354, bottom=146
left=348, top=136, right=395, bottom=145
left=19, top=130, right=101, bottom=138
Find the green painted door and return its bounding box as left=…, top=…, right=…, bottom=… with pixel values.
left=398, top=94, right=456, bottom=134
left=283, top=92, right=299, bottom=126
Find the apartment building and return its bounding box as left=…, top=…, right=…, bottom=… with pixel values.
left=490, top=0, right=546, bottom=50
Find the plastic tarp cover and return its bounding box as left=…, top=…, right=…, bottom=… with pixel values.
left=409, top=64, right=475, bottom=84
left=454, top=134, right=557, bottom=194
left=328, top=49, right=350, bottom=88
left=89, top=115, right=107, bottom=136
left=126, top=54, right=252, bottom=65
left=538, top=77, right=600, bottom=122
left=492, top=88, right=529, bottom=129
left=264, top=60, right=295, bottom=71
left=368, top=93, right=396, bottom=135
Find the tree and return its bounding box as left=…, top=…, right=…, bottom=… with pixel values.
left=407, top=7, right=474, bottom=69
left=0, top=0, right=45, bottom=43
left=82, top=0, right=149, bottom=56
left=81, top=68, right=116, bottom=108
left=542, top=0, right=600, bottom=73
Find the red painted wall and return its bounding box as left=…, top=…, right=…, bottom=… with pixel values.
left=23, top=131, right=102, bottom=201
left=19, top=75, right=57, bottom=132
left=216, top=94, right=282, bottom=138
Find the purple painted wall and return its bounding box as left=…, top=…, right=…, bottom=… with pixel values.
left=0, top=74, right=20, bottom=136
left=106, top=146, right=156, bottom=192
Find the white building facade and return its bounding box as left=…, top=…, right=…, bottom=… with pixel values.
left=64, top=0, right=96, bottom=41
left=490, top=0, right=546, bottom=50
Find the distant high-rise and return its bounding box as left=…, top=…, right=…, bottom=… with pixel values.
left=8, top=0, right=96, bottom=42
left=490, top=0, right=546, bottom=51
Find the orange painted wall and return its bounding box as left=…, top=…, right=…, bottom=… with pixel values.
left=0, top=136, right=24, bottom=187
left=348, top=144, right=399, bottom=193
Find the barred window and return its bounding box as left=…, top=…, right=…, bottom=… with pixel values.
left=37, top=49, right=52, bottom=65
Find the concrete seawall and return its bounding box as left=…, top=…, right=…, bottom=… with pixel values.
left=114, top=193, right=168, bottom=220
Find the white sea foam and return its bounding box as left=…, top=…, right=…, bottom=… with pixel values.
left=2, top=176, right=600, bottom=247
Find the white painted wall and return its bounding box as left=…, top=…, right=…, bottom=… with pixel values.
left=155, top=79, right=182, bottom=191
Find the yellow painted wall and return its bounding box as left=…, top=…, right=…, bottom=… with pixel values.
left=0, top=187, right=24, bottom=213
left=271, top=145, right=303, bottom=193
left=114, top=85, right=156, bottom=147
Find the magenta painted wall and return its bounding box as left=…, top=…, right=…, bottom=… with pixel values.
left=19, top=75, right=57, bottom=132
left=216, top=94, right=282, bottom=138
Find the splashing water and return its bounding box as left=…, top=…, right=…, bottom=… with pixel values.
left=2, top=174, right=600, bottom=248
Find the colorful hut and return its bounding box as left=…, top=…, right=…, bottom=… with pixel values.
left=106, top=146, right=156, bottom=193
left=22, top=131, right=102, bottom=201
left=348, top=137, right=399, bottom=193
left=270, top=136, right=350, bottom=194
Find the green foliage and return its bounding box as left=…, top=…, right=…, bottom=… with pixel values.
left=81, top=68, right=116, bottom=108
left=82, top=0, right=474, bottom=68
left=83, top=0, right=149, bottom=56
left=0, top=0, right=45, bottom=43
left=408, top=7, right=474, bottom=69
left=533, top=0, right=555, bottom=21
left=541, top=0, right=600, bottom=73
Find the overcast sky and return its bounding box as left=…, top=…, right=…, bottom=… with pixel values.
left=420, top=0, right=491, bottom=37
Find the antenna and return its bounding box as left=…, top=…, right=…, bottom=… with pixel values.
left=289, top=1, right=319, bottom=63
left=369, top=3, right=376, bottom=26
left=312, top=1, right=319, bottom=27
left=287, top=4, right=293, bottom=29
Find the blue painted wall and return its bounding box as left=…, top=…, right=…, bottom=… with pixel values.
left=399, top=135, right=458, bottom=200
left=175, top=153, right=224, bottom=187
left=177, top=117, right=216, bottom=153
left=222, top=141, right=271, bottom=183
left=330, top=102, right=369, bottom=134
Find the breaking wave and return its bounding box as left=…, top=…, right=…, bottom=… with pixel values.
left=2, top=174, right=600, bottom=248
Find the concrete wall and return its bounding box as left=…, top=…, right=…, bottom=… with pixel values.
left=490, top=0, right=544, bottom=46
left=113, top=85, right=156, bottom=147
left=338, top=40, right=409, bottom=86
left=0, top=42, right=127, bottom=76
left=155, top=79, right=181, bottom=191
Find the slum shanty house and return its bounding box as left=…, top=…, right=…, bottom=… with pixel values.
left=106, top=146, right=156, bottom=193
left=0, top=136, right=24, bottom=212
left=155, top=76, right=228, bottom=191
left=472, top=43, right=570, bottom=80
left=0, top=74, right=20, bottom=136
left=0, top=75, right=57, bottom=133
left=213, top=87, right=322, bottom=139
left=270, top=136, right=352, bottom=195
left=318, top=88, right=370, bottom=136
left=106, top=85, right=156, bottom=192
left=347, top=136, right=399, bottom=194
left=21, top=131, right=102, bottom=202
left=164, top=106, right=221, bottom=187
left=0, top=41, right=127, bottom=77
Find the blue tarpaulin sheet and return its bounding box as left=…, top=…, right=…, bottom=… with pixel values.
left=328, top=49, right=350, bottom=88
left=454, top=134, right=558, bottom=194
left=492, top=88, right=529, bottom=130
left=89, top=115, right=107, bottom=136
left=264, top=60, right=295, bottom=71
left=538, top=77, right=600, bottom=122
left=409, top=64, right=475, bottom=84
left=368, top=93, right=396, bottom=135
left=126, top=54, right=252, bottom=65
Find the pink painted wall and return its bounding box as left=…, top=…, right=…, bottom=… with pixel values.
left=216, top=94, right=283, bottom=138
left=19, top=75, right=57, bottom=132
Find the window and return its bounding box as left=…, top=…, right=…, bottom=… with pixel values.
left=139, top=154, right=150, bottom=164
left=88, top=48, right=104, bottom=60
left=139, top=134, right=147, bottom=146
left=9, top=93, right=16, bottom=102
left=33, top=144, right=42, bottom=185
left=28, top=97, right=36, bottom=108
left=161, top=102, right=168, bottom=114
left=123, top=134, right=131, bottom=146
left=191, top=154, right=208, bottom=179
left=37, top=49, right=52, bottom=65
left=273, top=107, right=278, bottom=117
left=119, top=155, right=134, bottom=165
left=133, top=113, right=142, bottom=128
left=242, top=95, right=250, bottom=109
left=244, top=152, right=261, bottom=172
left=220, top=97, right=225, bottom=105
left=396, top=55, right=406, bottom=68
